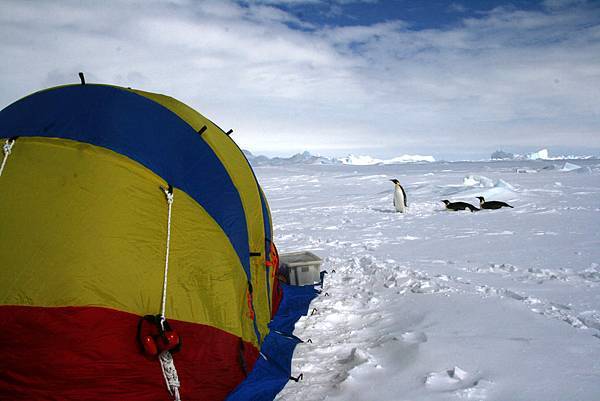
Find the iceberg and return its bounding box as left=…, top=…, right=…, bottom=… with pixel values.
left=338, top=154, right=383, bottom=165
left=338, top=154, right=435, bottom=165
left=527, top=149, right=549, bottom=160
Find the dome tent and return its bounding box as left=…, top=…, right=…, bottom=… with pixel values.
left=0, top=80, right=318, bottom=400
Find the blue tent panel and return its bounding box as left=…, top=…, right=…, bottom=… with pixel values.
left=226, top=283, right=320, bottom=401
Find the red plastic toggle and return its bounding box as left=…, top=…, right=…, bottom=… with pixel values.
left=142, top=335, right=158, bottom=356
left=160, top=331, right=180, bottom=351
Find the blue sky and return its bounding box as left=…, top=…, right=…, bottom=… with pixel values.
left=1, top=0, right=599, bottom=160
left=266, top=0, right=544, bottom=29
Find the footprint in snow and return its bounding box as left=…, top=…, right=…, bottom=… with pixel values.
left=424, top=366, right=482, bottom=392
left=337, top=347, right=370, bottom=367
left=401, top=331, right=428, bottom=344
left=330, top=348, right=372, bottom=386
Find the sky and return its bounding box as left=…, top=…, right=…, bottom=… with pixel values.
left=1, top=0, right=599, bottom=160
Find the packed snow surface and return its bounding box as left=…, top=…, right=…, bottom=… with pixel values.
left=254, top=159, right=600, bottom=401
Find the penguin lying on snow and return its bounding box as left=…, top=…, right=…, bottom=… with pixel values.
left=476, top=196, right=513, bottom=210
left=441, top=200, right=479, bottom=212
left=390, top=179, right=407, bottom=213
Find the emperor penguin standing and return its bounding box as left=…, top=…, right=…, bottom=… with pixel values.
left=390, top=178, right=407, bottom=213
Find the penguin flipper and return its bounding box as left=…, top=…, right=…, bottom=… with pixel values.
left=400, top=186, right=408, bottom=207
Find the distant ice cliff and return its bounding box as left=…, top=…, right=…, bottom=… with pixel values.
left=243, top=151, right=435, bottom=166
left=491, top=148, right=595, bottom=161
left=338, top=154, right=435, bottom=165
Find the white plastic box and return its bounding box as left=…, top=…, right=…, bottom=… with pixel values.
left=279, top=251, right=322, bottom=286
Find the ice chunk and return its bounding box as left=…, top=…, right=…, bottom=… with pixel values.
left=560, top=162, right=581, bottom=172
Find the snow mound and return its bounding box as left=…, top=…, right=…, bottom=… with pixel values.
left=438, top=175, right=518, bottom=199
left=495, top=179, right=517, bottom=191
left=463, top=175, right=516, bottom=191
left=425, top=366, right=481, bottom=392
left=463, top=175, right=495, bottom=187
left=463, top=175, right=517, bottom=192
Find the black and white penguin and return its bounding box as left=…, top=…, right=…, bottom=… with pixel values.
left=390, top=178, right=407, bottom=213
left=441, top=200, right=479, bottom=212
left=476, top=196, right=513, bottom=210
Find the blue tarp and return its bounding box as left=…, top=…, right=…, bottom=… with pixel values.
left=226, top=283, right=320, bottom=401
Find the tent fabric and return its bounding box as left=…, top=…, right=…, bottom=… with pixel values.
left=130, top=88, right=272, bottom=341
left=226, top=283, right=320, bottom=401
left=0, top=84, right=252, bottom=280
left=0, top=137, right=255, bottom=343
left=0, top=83, right=315, bottom=400
left=0, top=83, right=277, bottom=342
left=0, top=305, right=258, bottom=400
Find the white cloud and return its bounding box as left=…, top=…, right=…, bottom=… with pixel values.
left=0, top=0, right=599, bottom=159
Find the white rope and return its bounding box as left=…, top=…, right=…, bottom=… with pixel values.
left=0, top=138, right=15, bottom=177
left=159, top=351, right=181, bottom=401
left=158, top=186, right=181, bottom=400
left=160, top=185, right=174, bottom=327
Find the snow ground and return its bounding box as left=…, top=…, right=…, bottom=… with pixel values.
left=257, top=159, right=600, bottom=401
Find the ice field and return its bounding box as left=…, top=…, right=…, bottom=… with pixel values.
left=257, top=159, right=600, bottom=401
